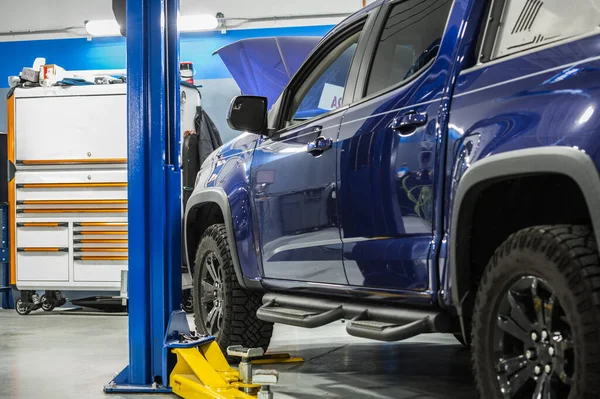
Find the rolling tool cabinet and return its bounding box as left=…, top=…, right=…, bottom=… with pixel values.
left=8, top=85, right=129, bottom=291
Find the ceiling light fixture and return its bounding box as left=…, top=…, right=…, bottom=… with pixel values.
left=178, top=14, right=219, bottom=32
left=85, top=19, right=121, bottom=36
left=85, top=14, right=219, bottom=37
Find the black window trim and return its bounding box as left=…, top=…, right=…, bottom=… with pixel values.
left=478, top=0, right=507, bottom=64
left=353, top=0, right=456, bottom=104
left=272, top=9, right=380, bottom=136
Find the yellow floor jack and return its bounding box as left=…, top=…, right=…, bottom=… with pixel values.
left=165, top=311, right=303, bottom=399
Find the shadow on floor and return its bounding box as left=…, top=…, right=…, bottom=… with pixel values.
left=270, top=341, right=477, bottom=399
left=0, top=311, right=477, bottom=399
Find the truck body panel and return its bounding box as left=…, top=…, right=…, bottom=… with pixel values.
left=186, top=0, right=600, bottom=312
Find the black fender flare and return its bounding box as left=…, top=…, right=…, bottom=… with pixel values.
left=184, top=187, right=261, bottom=290
left=450, top=147, right=600, bottom=332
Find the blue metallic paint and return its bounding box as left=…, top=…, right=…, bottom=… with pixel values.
left=108, top=0, right=182, bottom=390
left=199, top=133, right=262, bottom=280
left=335, top=0, right=465, bottom=296
left=125, top=0, right=151, bottom=385
left=165, top=0, right=183, bottom=353
left=251, top=112, right=346, bottom=284
left=439, top=1, right=600, bottom=306
left=190, top=0, right=600, bottom=313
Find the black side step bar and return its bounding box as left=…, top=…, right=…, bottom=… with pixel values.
left=257, top=299, right=344, bottom=328
left=346, top=310, right=435, bottom=341
left=257, top=293, right=452, bottom=342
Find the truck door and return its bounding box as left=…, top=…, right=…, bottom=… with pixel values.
left=251, top=16, right=374, bottom=284
left=337, top=0, right=454, bottom=291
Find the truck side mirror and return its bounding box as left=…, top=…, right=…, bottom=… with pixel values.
left=227, top=96, right=269, bottom=136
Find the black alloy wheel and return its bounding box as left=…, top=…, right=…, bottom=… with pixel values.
left=193, top=224, right=273, bottom=353
left=493, top=276, right=573, bottom=398
left=472, top=225, right=600, bottom=399
left=199, top=251, right=225, bottom=335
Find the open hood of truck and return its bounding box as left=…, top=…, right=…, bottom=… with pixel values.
left=214, top=36, right=321, bottom=108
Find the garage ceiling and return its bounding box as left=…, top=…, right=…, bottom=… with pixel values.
left=0, top=0, right=372, bottom=40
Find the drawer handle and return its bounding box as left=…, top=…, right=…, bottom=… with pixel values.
left=74, top=231, right=128, bottom=236
left=18, top=247, right=69, bottom=253
left=17, top=199, right=127, bottom=205
left=17, top=208, right=127, bottom=214
left=74, top=222, right=128, bottom=227
left=17, top=222, right=68, bottom=228
left=75, top=256, right=128, bottom=261
left=17, top=158, right=127, bottom=165
left=17, top=182, right=127, bottom=189
left=74, top=239, right=128, bottom=244
left=74, top=248, right=128, bottom=253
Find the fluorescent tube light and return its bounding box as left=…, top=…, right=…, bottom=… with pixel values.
left=178, top=14, right=219, bottom=32
left=85, top=20, right=121, bottom=36
left=85, top=14, right=219, bottom=37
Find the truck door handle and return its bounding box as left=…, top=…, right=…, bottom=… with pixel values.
left=307, top=136, right=333, bottom=157
left=391, top=111, right=428, bottom=135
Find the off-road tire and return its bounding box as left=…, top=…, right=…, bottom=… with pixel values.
left=472, top=225, right=600, bottom=398
left=193, top=224, right=273, bottom=353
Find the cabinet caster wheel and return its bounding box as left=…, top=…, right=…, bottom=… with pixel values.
left=41, top=295, right=56, bottom=312
left=15, top=298, right=32, bottom=315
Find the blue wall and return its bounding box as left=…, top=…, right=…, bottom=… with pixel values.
left=0, top=25, right=333, bottom=87
left=0, top=25, right=333, bottom=138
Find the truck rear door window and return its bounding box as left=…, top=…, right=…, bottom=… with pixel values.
left=365, top=0, right=453, bottom=97
left=490, top=0, right=600, bottom=60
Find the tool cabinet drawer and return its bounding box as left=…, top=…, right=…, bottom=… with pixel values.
left=17, top=251, right=69, bottom=281
left=15, top=94, right=127, bottom=161
left=74, top=258, right=127, bottom=282
left=16, top=224, right=69, bottom=247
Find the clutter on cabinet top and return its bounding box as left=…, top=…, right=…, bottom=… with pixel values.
left=8, top=58, right=127, bottom=93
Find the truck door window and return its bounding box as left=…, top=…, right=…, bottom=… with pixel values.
left=286, top=31, right=361, bottom=127
left=365, top=0, right=453, bottom=97
left=485, top=0, right=600, bottom=61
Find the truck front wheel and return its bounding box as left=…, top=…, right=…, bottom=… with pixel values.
left=472, top=225, right=600, bottom=398
left=192, top=224, right=273, bottom=353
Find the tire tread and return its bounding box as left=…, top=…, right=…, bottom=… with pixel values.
left=193, top=224, right=273, bottom=353
left=472, top=225, right=600, bottom=398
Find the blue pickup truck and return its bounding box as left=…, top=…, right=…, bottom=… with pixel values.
left=185, top=1, right=600, bottom=397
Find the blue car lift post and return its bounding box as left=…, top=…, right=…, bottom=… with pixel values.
left=102, top=1, right=298, bottom=397
left=102, top=0, right=186, bottom=392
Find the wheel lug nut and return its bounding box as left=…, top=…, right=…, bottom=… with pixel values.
left=545, top=364, right=552, bottom=374
left=549, top=347, right=555, bottom=357
left=531, top=332, right=539, bottom=342
left=525, top=350, right=534, bottom=360
left=541, top=330, right=549, bottom=341
left=534, top=365, right=542, bottom=375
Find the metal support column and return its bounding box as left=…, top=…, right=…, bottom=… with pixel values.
left=105, top=0, right=182, bottom=392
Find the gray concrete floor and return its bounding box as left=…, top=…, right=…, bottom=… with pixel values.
left=0, top=309, right=477, bottom=398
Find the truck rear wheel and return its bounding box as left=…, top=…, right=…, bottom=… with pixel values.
left=193, top=224, right=273, bottom=353
left=472, top=225, right=600, bottom=398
